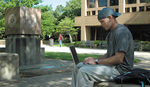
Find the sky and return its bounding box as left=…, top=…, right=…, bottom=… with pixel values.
left=37, top=0, right=70, bottom=10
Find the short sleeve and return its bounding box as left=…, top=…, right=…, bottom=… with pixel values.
left=115, top=30, right=129, bottom=54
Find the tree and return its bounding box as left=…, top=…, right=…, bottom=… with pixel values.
left=53, top=5, right=64, bottom=25
left=35, top=5, right=55, bottom=39
left=0, top=0, right=42, bottom=39
left=56, top=17, right=79, bottom=43
left=54, top=5, right=64, bottom=19
left=58, top=0, right=81, bottom=20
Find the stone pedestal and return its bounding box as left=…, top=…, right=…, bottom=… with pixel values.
left=6, top=35, right=40, bottom=66
left=0, top=53, right=19, bottom=80
left=40, top=47, right=45, bottom=59
left=5, top=7, right=41, bottom=66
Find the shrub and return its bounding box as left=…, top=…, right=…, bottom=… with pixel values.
left=141, top=41, right=150, bottom=51
left=94, top=40, right=102, bottom=46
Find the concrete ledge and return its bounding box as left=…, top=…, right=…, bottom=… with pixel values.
left=0, top=53, right=19, bottom=80
left=94, top=82, right=150, bottom=87
left=0, top=47, right=45, bottom=59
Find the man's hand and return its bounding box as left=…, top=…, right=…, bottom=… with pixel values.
left=83, top=57, right=96, bottom=64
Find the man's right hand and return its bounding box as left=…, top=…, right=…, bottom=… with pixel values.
left=83, top=57, right=96, bottom=65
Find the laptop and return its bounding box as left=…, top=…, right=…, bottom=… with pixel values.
left=69, top=45, right=80, bottom=65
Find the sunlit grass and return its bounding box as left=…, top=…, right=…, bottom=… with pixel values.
left=45, top=52, right=101, bottom=62
left=45, top=52, right=140, bottom=63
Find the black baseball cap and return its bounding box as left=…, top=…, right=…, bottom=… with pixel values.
left=97, top=7, right=121, bottom=20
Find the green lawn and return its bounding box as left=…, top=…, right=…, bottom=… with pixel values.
left=45, top=52, right=140, bottom=63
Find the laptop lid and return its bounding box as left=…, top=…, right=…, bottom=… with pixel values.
left=69, top=46, right=80, bottom=65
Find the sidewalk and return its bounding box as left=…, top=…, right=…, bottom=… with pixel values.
left=0, top=44, right=150, bottom=87
left=41, top=44, right=150, bottom=61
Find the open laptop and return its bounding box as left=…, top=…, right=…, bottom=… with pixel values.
left=69, top=45, right=80, bottom=65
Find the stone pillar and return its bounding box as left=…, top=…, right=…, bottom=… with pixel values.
left=0, top=53, right=19, bottom=80
left=6, top=35, right=40, bottom=66
left=5, top=7, right=41, bottom=66
left=81, top=26, right=87, bottom=41
left=119, top=0, right=125, bottom=13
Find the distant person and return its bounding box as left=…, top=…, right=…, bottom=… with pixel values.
left=71, top=7, right=134, bottom=87
left=58, top=34, right=63, bottom=47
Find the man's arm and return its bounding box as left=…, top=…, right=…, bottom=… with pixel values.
left=83, top=52, right=109, bottom=64
left=98, top=52, right=109, bottom=59
left=98, top=51, right=125, bottom=65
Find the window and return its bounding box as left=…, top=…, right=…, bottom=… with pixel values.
left=140, top=0, right=146, bottom=3
left=132, top=7, right=136, bottom=12
left=146, top=6, right=150, bottom=11
left=92, top=11, right=95, bottom=15
left=110, top=0, right=118, bottom=6
left=98, top=0, right=107, bottom=7
left=98, top=10, right=101, bottom=14
left=139, top=6, right=144, bottom=11
left=126, top=0, right=136, bottom=4
left=87, top=11, right=90, bottom=16
left=115, top=8, right=119, bottom=12
left=125, top=8, right=130, bottom=13
left=87, top=0, right=96, bottom=8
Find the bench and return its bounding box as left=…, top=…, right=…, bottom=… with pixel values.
left=99, top=41, right=107, bottom=49
left=134, top=42, right=142, bottom=51
left=94, top=82, right=150, bottom=87
left=79, top=40, right=94, bottom=48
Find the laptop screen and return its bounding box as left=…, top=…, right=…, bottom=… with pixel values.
left=69, top=46, right=80, bottom=65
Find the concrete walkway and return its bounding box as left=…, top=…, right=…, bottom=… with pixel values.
left=0, top=44, right=150, bottom=87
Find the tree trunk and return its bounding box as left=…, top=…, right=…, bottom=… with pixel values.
left=69, top=34, right=72, bottom=43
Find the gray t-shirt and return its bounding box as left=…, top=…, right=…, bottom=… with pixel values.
left=107, top=24, right=134, bottom=74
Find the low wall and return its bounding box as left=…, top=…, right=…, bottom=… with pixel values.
left=0, top=40, right=5, bottom=45
left=0, top=53, right=19, bottom=80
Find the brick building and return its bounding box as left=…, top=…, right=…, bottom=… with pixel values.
left=75, top=0, right=150, bottom=41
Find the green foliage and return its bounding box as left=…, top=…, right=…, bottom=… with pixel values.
left=57, top=0, right=81, bottom=20
left=34, top=5, right=53, bottom=12
left=134, top=58, right=141, bottom=63
left=45, top=52, right=140, bottom=63
left=56, top=17, right=79, bottom=43
left=53, top=5, right=64, bottom=18
left=53, top=5, right=64, bottom=25
left=0, top=0, right=43, bottom=39
left=94, top=40, right=102, bottom=46
left=145, top=0, right=150, bottom=3
left=35, top=5, right=55, bottom=39
left=141, top=41, right=150, bottom=51
left=64, top=0, right=81, bottom=19
left=72, top=41, right=81, bottom=47
left=41, top=11, right=55, bottom=38
left=56, top=17, right=77, bottom=33
left=45, top=52, right=102, bottom=62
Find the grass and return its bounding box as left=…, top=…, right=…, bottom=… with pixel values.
left=45, top=52, right=101, bottom=62
left=45, top=52, right=140, bottom=63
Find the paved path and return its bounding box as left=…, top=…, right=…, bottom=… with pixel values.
left=41, top=44, right=150, bottom=61
left=0, top=44, right=150, bottom=87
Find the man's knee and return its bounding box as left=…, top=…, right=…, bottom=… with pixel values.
left=78, top=66, right=88, bottom=74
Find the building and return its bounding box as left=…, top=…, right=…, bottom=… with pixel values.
left=75, top=0, right=150, bottom=41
